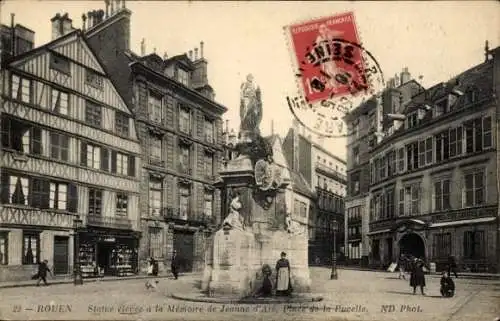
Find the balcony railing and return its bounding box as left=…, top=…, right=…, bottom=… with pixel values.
left=315, top=163, right=347, bottom=182
left=161, top=207, right=216, bottom=226
left=87, top=214, right=133, bottom=230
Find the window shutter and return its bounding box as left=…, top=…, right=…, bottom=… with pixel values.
left=101, top=148, right=109, bottom=171
left=31, top=127, right=42, bottom=155
left=68, top=183, right=78, bottom=213
left=128, top=155, right=136, bottom=177
left=80, top=142, right=87, bottom=166
left=41, top=180, right=50, bottom=209
left=0, top=172, right=9, bottom=203
left=111, top=151, right=117, bottom=173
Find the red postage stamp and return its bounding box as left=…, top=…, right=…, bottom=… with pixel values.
left=285, top=12, right=369, bottom=103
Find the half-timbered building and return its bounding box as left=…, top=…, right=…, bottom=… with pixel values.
left=83, top=2, right=227, bottom=273
left=0, top=14, right=142, bottom=281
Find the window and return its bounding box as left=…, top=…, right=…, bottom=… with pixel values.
left=464, top=170, right=485, bottom=207
left=418, top=140, right=426, bottom=169
left=300, top=202, right=307, bottom=217
left=406, top=112, right=418, bottom=128
left=204, top=152, right=213, bottom=177
left=482, top=117, right=492, bottom=149
left=22, top=231, right=40, bottom=265
left=86, top=144, right=101, bottom=169
left=353, top=146, right=359, bottom=165
left=49, top=182, right=67, bottom=210
left=387, top=150, right=396, bottom=177
left=398, top=188, right=405, bottom=216
left=31, top=178, right=49, bottom=209
left=434, top=99, right=448, bottom=117
left=149, top=227, right=163, bottom=258
left=179, top=186, right=190, bottom=220
left=148, top=92, right=163, bottom=123
left=115, top=152, right=129, bottom=175
left=465, top=89, right=477, bottom=105
left=350, top=172, right=360, bottom=196
left=178, top=144, right=191, bottom=174
left=406, top=142, right=418, bottom=171
left=425, top=137, right=433, bottom=164
left=8, top=175, right=29, bottom=205
left=88, top=189, right=103, bottom=215
left=177, top=68, right=190, bottom=86
left=115, top=111, right=129, bottom=137
left=463, top=231, right=485, bottom=259
left=449, top=126, right=463, bottom=158
left=204, top=118, right=215, bottom=143
left=435, top=130, right=450, bottom=163
left=204, top=191, right=213, bottom=217
left=116, top=193, right=128, bottom=216
left=149, top=180, right=162, bottom=216
left=50, top=132, right=69, bottom=161
left=465, top=117, right=491, bottom=153
left=85, top=69, right=103, bottom=89
left=85, top=101, right=102, bottom=127
left=49, top=53, right=71, bottom=75
left=50, top=88, right=69, bottom=115
left=433, top=179, right=451, bottom=211
left=404, top=183, right=420, bottom=215
left=397, top=148, right=405, bottom=173
left=0, top=233, right=7, bottom=265
left=11, top=74, right=32, bottom=103
left=150, top=135, right=162, bottom=162
left=179, top=106, right=191, bottom=134
left=1, top=117, right=41, bottom=155
left=434, top=233, right=451, bottom=258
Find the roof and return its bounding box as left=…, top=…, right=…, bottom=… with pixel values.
left=298, top=132, right=346, bottom=165
left=290, top=171, right=314, bottom=198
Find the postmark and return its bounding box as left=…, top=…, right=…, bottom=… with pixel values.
left=283, top=12, right=385, bottom=137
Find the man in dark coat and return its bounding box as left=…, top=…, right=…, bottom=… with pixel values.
left=409, top=258, right=426, bottom=295
left=36, top=260, right=52, bottom=286
left=171, top=250, right=179, bottom=280
left=447, top=256, right=458, bottom=278
left=440, top=271, right=455, bottom=297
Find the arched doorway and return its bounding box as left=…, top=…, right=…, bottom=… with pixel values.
left=399, top=233, right=425, bottom=259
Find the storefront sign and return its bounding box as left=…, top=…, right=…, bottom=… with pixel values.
left=103, top=237, right=116, bottom=242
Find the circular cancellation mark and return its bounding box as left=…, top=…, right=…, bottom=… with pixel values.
left=287, top=38, right=385, bottom=138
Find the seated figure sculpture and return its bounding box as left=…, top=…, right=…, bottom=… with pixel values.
left=222, top=194, right=245, bottom=230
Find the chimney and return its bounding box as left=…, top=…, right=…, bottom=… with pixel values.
left=400, top=67, right=411, bottom=85
left=110, top=0, right=115, bottom=15
left=140, top=38, right=145, bottom=56
left=188, top=50, right=193, bottom=60
left=393, top=73, right=400, bottom=87
left=82, top=14, right=87, bottom=31
left=194, top=48, right=198, bottom=60
left=271, top=119, right=274, bottom=135
left=10, top=14, right=15, bottom=56
left=163, top=52, right=168, bottom=60
left=51, top=13, right=74, bottom=40
left=105, top=0, right=110, bottom=18
left=200, top=41, right=204, bottom=59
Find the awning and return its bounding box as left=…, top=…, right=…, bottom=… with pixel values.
left=367, top=229, right=391, bottom=236
left=431, top=217, right=496, bottom=228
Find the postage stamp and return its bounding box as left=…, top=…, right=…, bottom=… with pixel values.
left=283, top=12, right=385, bottom=138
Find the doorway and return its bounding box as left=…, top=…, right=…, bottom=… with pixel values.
left=399, top=233, right=425, bottom=259
left=173, top=231, right=194, bottom=272
left=97, top=243, right=114, bottom=275
left=53, top=236, right=69, bottom=275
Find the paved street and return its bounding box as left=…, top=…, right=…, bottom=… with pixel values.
left=0, top=268, right=498, bottom=321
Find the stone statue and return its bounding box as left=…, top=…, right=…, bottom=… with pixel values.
left=240, top=74, right=263, bottom=138
left=222, top=194, right=245, bottom=230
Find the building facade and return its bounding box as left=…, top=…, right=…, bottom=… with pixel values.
left=0, top=14, right=142, bottom=281
left=283, top=121, right=347, bottom=265
left=368, top=47, right=499, bottom=272
left=83, top=2, right=226, bottom=273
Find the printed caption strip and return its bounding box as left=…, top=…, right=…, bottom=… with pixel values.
left=283, top=11, right=385, bottom=138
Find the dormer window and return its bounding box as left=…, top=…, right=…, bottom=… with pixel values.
left=177, top=68, right=190, bottom=87
left=434, top=98, right=448, bottom=117
left=49, top=53, right=71, bottom=75
left=465, top=89, right=477, bottom=105
left=405, top=112, right=418, bottom=129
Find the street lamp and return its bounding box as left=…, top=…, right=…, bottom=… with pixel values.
left=73, top=217, right=83, bottom=286
left=330, top=219, right=338, bottom=280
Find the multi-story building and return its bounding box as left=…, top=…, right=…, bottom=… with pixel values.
left=344, top=68, right=421, bottom=266
left=368, top=45, right=499, bottom=272
left=0, top=13, right=142, bottom=281
left=83, top=2, right=226, bottom=273
left=283, top=120, right=347, bottom=264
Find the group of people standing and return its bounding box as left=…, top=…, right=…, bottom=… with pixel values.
left=397, top=254, right=457, bottom=297
left=148, top=250, right=180, bottom=279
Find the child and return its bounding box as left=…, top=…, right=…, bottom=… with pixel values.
left=440, top=271, right=455, bottom=297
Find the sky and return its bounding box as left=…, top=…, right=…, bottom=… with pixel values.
left=1, top=1, right=498, bottom=160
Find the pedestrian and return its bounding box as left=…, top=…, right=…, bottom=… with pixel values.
left=36, top=260, right=52, bottom=286
left=397, top=254, right=407, bottom=280
left=447, top=255, right=458, bottom=278
left=275, top=252, right=293, bottom=296
left=150, top=257, right=159, bottom=276
left=440, top=271, right=455, bottom=297
left=409, top=258, right=427, bottom=295
left=171, top=250, right=179, bottom=280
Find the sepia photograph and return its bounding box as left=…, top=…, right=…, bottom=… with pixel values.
left=0, top=1, right=498, bottom=321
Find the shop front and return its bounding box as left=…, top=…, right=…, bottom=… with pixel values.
left=78, top=228, right=140, bottom=278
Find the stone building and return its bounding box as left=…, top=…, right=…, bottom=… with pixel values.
left=83, top=1, right=227, bottom=273
left=0, top=13, right=142, bottom=281
left=368, top=45, right=499, bottom=272
left=343, top=68, right=420, bottom=266
left=282, top=120, right=347, bottom=265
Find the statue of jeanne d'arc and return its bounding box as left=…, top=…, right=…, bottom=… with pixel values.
left=240, top=74, right=263, bottom=137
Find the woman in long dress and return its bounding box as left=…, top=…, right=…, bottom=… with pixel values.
left=410, top=258, right=427, bottom=295
left=275, top=252, right=292, bottom=296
